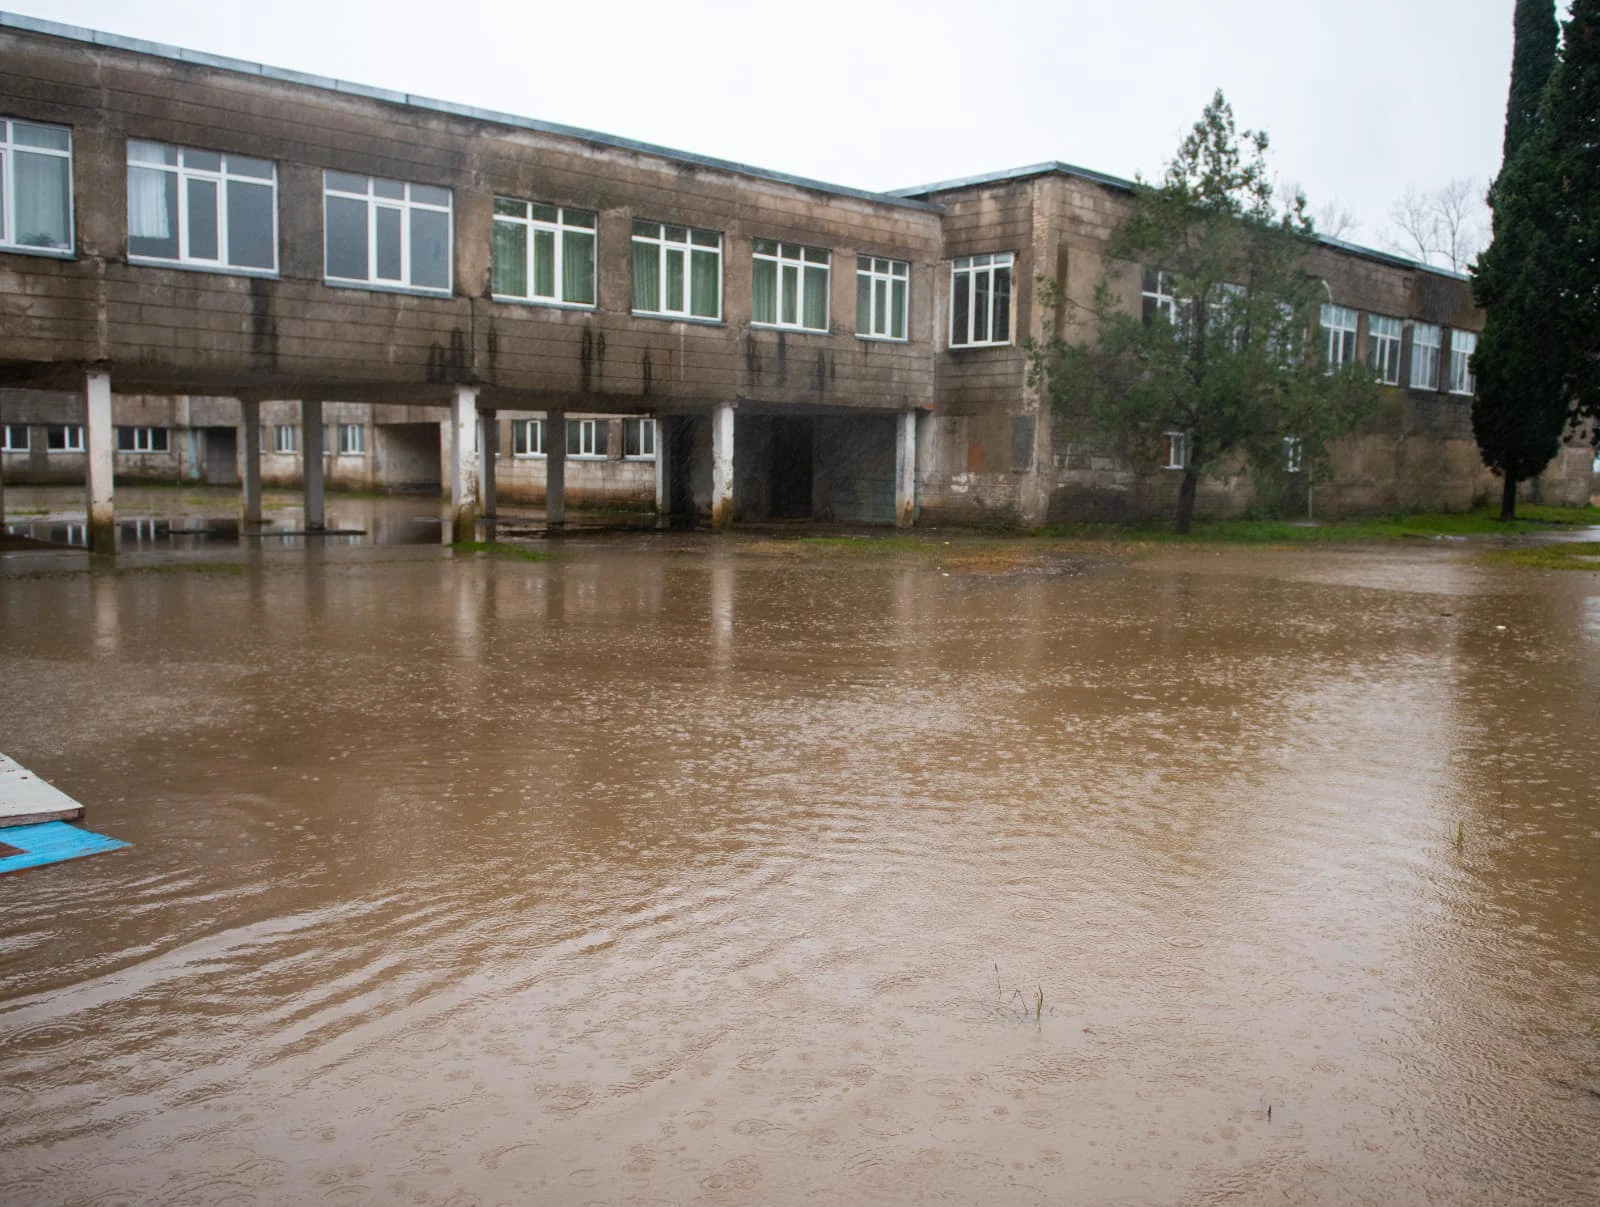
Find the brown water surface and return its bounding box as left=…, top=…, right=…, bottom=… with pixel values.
left=1, top=529, right=1597, bottom=1204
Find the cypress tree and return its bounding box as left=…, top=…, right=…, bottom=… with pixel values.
left=1471, top=0, right=1568, bottom=520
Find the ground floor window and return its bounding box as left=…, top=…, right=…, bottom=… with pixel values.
left=567, top=418, right=608, bottom=458
left=1161, top=430, right=1189, bottom=470
left=1284, top=435, right=1303, bottom=473
left=2, top=423, right=28, bottom=451
left=116, top=426, right=165, bottom=452
left=338, top=423, right=366, bottom=455
left=272, top=424, right=298, bottom=454
left=48, top=423, right=85, bottom=451
left=512, top=418, right=546, bottom=457
left=623, top=418, right=655, bottom=459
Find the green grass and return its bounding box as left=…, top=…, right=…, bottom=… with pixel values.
left=1478, top=541, right=1600, bottom=572
left=789, top=535, right=934, bottom=555
left=448, top=540, right=550, bottom=562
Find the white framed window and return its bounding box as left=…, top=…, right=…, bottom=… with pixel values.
left=272, top=424, right=297, bottom=454
left=1321, top=304, right=1358, bottom=371
left=856, top=255, right=909, bottom=341
left=623, top=417, right=655, bottom=459
left=337, top=423, right=366, bottom=455
left=127, top=141, right=276, bottom=273
left=512, top=418, right=545, bottom=457
left=492, top=199, right=595, bottom=307
left=1411, top=322, right=1442, bottom=390
left=1368, top=315, right=1402, bottom=385
left=1284, top=436, right=1303, bottom=474
left=324, top=172, right=452, bottom=294
left=1449, top=330, right=1478, bottom=396
left=2, top=423, right=28, bottom=451
left=567, top=417, right=608, bottom=458
left=116, top=425, right=167, bottom=453
left=46, top=423, right=83, bottom=451
left=1142, top=268, right=1185, bottom=328
left=950, top=253, right=1013, bottom=347
left=0, top=118, right=73, bottom=256
left=1161, top=430, right=1189, bottom=470
left=752, top=239, right=830, bottom=331
left=632, top=221, right=721, bottom=319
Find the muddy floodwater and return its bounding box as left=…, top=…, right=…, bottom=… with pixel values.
left=1, top=507, right=1597, bottom=1204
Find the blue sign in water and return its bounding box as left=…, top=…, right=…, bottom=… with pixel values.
left=0, top=822, right=129, bottom=875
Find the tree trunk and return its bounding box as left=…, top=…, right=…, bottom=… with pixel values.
left=1176, top=469, right=1198, bottom=534
left=1500, top=473, right=1518, bottom=522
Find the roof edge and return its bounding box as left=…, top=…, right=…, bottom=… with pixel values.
left=0, top=10, right=942, bottom=214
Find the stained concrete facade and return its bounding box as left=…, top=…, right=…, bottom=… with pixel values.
left=0, top=13, right=1591, bottom=547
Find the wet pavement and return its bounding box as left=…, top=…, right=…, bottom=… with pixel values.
left=1, top=494, right=1597, bottom=1204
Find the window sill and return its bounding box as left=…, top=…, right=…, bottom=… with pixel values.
left=511, top=452, right=547, bottom=460
left=750, top=321, right=829, bottom=335
left=948, top=341, right=1013, bottom=351
left=622, top=455, right=657, bottom=462
left=130, top=257, right=279, bottom=279
left=567, top=454, right=608, bottom=461
left=43, top=449, right=85, bottom=455
left=491, top=295, right=597, bottom=312
left=632, top=311, right=724, bottom=327
left=856, top=334, right=909, bottom=344
left=0, top=244, right=73, bottom=260
left=324, top=278, right=453, bottom=299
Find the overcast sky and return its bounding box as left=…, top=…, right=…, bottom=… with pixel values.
left=13, top=0, right=1527, bottom=256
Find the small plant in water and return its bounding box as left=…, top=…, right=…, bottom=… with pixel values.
left=1456, top=820, right=1466, bottom=852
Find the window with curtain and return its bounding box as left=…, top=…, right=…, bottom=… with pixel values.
left=1449, top=330, right=1478, bottom=395
left=1, top=118, right=73, bottom=254
left=127, top=140, right=277, bottom=271
left=950, top=253, right=1013, bottom=346
left=632, top=220, right=721, bottom=319
left=623, top=418, right=655, bottom=458
left=1320, top=303, right=1358, bottom=371
left=324, top=172, right=452, bottom=293
left=1410, top=322, right=1442, bottom=390
left=1368, top=315, right=1402, bottom=385
left=856, top=255, right=909, bottom=340
left=752, top=239, right=830, bottom=331
left=567, top=418, right=608, bottom=457
left=491, top=198, right=596, bottom=306
left=512, top=418, right=546, bottom=457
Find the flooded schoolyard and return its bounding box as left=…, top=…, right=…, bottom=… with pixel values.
left=1, top=489, right=1597, bottom=1204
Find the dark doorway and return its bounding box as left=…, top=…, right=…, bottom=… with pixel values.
left=769, top=417, right=814, bottom=519
left=201, top=426, right=238, bottom=485
left=667, top=416, right=695, bottom=527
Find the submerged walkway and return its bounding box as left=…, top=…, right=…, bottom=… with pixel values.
left=0, top=753, right=84, bottom=827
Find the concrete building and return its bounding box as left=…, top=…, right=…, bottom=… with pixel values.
left=0, top=12, right=1589, bottom=552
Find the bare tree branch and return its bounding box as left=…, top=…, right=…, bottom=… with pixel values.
left=1380, top=179, right=1487, bottom=272
left=1313, top=200, right=1359, bottom=242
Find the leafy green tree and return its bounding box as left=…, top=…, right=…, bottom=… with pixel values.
left=1471, top=0, right=1570, bottom=521
left=1029, top=91, right=1377, bottom=533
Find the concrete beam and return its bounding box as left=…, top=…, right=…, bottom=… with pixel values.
left=301, top=398, right=325, bottom=530
left=711, top=402, right=735, bottom=531
left=241, top=397, right=262, bottom=525
left=479, top=409, right=497, bottom=521
left=450, top=385, right=479, bottom=542
left=895, top=410, right=918, bottom=528
left=85, top=370, right=114, bottom=554
left=653, top=416, right=667, bottom=519
left=546, top=407, right=566, bottom=529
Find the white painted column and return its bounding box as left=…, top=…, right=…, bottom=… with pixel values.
left=710, top=401, right=735, bottom=532
left=241, top=397, right=262, bottom=525
left=301, top=398, right=325, bottom=531
left=653, top=415, right=668, bottom=518
left=85, top=370, right=114, bottom=555
left=895, top=409, right=918, bottom=528
left=450, top=385, right=480, bottom=543
left=479, top=409, right=498, bottom=521
left=546, top=407, right=566, bottom=529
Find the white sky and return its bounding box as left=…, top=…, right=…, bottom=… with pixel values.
left=11, top=0, right=1519, bottom=253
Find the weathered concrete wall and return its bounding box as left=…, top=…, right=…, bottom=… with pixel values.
left=814, top=415, right=897, bottom=524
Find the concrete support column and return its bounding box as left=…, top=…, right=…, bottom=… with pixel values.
left=546, top=407, right=566, bottom=529
left=710, top=401, right=735, bottom=532
left=301, top=398, right=325, bottom=531
left=241, top=397, right=263, bottom=525
left=653, top=415, right=668, bottom=518
left=85, top=370, right=114, bottom=555
left=895, top=410, right=918, bottom=528
left=450, top=385, right=480, bottom=543
left=479, top=409, right=498, bottom=521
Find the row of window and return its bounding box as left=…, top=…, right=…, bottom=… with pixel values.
left=1, top=424, right=167, bottom=452
left=1159, top=431, right=1304, bottom=474
left=265, top=418, right=657, bottom=460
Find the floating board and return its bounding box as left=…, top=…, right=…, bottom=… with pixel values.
left=0, top=821, right=128, bottom=875
left=1, top=753, right=85, bottom=827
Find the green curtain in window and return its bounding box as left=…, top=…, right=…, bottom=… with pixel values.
left=802, top=264, right=827, bottom=330
left=563, top=230, right=594, bottom=304
left=533, top=229, right=556, bottom=297
left=666, top=248, right=685, bottom=312
left=752, top=258, right=777, bottom=324
left=632, top=241, right=660, bottom=311
left=690, top=249, right=719, bottom=318
left=891, top=279, right=907, bottom=339
left=492, top=222, right=527, bottom=296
